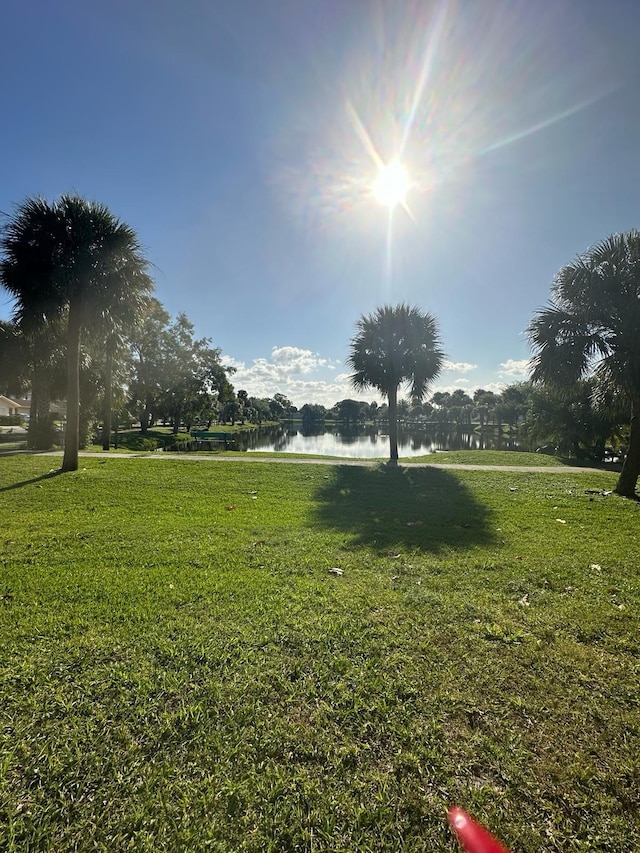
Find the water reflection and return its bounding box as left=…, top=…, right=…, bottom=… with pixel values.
left=237, top=425, right=520, bottom=458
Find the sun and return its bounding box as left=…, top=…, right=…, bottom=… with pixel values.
left=372, top=161, right=410, bottom=210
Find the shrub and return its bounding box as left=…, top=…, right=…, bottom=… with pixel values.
left=116, top=434, right=158, bottom=451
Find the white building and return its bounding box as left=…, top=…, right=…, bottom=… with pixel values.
left=0, top=395, right=28, bottom=418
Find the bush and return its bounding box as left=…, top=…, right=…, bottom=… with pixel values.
left=149, top=431, right=191, bottom=449
left=116, top=434, right=158, bottom=451
left=0, top=415, right=23, bottom=426
left=110, top=431, right=191, bottom=452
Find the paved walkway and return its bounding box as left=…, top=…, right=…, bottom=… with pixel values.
left=5, top=449, right=614, bottom=475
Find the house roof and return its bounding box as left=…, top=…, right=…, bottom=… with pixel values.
left=0, top=395, right=30, bottom=412
left=0, top=395, right=21, bottom=408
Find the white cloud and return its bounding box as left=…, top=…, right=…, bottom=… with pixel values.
left=220, top=348, right=377, bottom=408
left=482, top=382, right=507, bottom=394
left=271, top=346, right=327, bottom=374
left=454, top=378, right=469, bottom=385
left=442, top=360, right=477, bottom=373
left=498, top=358, right=531, bottom=378
left=222, top=355, right=245, bottom=372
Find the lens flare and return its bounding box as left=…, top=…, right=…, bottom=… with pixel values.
left=275, top=0, right=616, bottom=297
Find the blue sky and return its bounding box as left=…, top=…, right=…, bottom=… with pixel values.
left=2, top=0, right=640, bottom=407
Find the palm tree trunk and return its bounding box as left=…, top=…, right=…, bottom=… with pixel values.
left=387, top=385, right=399, bottom=464
left=62, top=302, right=81, bottom=472
left=615, top=397, right=640, bottom=498
left=102, top=345, right=113, bottom=451
left=27, top=388, right=39, bottom=448
left=28, top=374, right=52, bottom=450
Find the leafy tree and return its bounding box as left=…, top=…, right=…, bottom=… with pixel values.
left=348, top=304, right=444, bottom=463
left=431, top=391, right=451, bottom=409
left=0, top=194, right=152, bottom=470
left=267, top=394, right=296, bottom=420
left=300, top=403, right=327, bottom=426
left=528, top=231, right=640, bottom=496
left=100, top=329, right=131, bottom=450
left=251, top=398, right=273, bottom=424
left=335, top=398, right=368, bottom=424
left=236, top=390, right=250, bottom=424
left=221, top=399, right=242, bottom=425
left=127, top=303, right=233, bottom=434
left=272, top=393, right=295, bottom=418
left=268, top=398, right=284, bottom=419
left=128, top=298, right=172, bottom=433
left=159, top=313, right=234, bottom=433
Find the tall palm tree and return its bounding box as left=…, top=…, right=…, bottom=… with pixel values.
left=348, top=304, right=445, bottom=463
left=528, top=230, right=640, bottom=497
left=0, top=194, right=153, bottom=471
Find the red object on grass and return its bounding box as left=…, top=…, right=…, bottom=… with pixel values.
left=447, top=806, right=512, bottom=853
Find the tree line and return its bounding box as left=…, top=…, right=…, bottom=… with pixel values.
left=2, top=195, right=640, bottom=496
left=0, top=295, right=298, bottom=448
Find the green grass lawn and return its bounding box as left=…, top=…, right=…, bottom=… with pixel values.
left=1, top=456, right=639, bottom=851
left=402, top=450, right=576, bottom=466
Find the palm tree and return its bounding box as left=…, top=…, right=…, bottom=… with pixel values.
left=0, top=194, right=153, bottom=471
left=473, top=389, right=498, bottom=428
left=528, top=230, right=640, bottom=497
left=348, top=304, right=444, bottom=463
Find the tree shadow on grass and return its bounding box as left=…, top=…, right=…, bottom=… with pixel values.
left=314, top=465, right=494, bottom=553
left=0, top=468, right=63, bottom=493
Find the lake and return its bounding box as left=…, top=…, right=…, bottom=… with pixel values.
left=236, top=424, right=520, bottom=459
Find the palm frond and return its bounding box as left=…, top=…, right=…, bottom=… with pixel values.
left=529, top=229, right=640, bottom=413
left=1, top=194, right=154, bottom=335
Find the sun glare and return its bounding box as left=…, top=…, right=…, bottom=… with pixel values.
left=372, top=161, right=410, bottom=210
